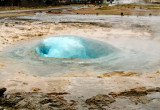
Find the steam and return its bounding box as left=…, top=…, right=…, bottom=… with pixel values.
left=113, top=0, right=144, bottom=4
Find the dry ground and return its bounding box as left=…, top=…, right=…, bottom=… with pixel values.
left=72, top=3, right=160, bottom=16
left=0, top=3, right=160, bottom=17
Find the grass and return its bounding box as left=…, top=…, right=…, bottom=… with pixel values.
left=97, top=6, right=114, bottom=10
left=0, top=4, right=78, bottom=11
left=96, top=3, right=160, bottom=11
left=0, top=6, right=34, bottom=11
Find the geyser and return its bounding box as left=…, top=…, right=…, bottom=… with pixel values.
left=36, top=36, right=118, bottom=59
left=2, top=36, right=160, bottom=75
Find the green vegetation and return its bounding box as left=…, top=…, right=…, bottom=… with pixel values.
left=97, top=6, right=115, bottom=10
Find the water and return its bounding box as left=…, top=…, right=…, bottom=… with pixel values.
left=1, top=14, right=160, bottom=76
left=36, top=36, right=118, bottom=59
left=1, top=35, right=160, bottom=76
left=16, top=14, right=160, bottom=26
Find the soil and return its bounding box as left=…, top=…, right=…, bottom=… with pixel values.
left=0, top=3, right=160, bottom=18
left=72, top=3, right=160, bottom=16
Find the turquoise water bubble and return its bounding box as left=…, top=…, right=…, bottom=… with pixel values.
left=36, top=36, right=118, bottom=59
left=2, top=35, right=160, bottom=76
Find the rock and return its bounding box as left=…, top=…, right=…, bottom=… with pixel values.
left=0, top=88, right=6, bottom=97
left=0, top=92, right=76, bottom=110
left=47, top=10, right=61, bottom=14
left=39, top=99, right=52, bottom=104
left=102, top=71, right=138, bottom=77
left=156, top=70, right=160, bottom=74
left=130, top=96, right=152, bottom=104
left=109, top=87, right=147, bottom=97
left=121, top=12, right=124, bottom=16
left=0, top=106, right=4, bottom=110
left=32, top=88, right=41, bottom=92
left=86, top=94, right=115, bottom=109
left=110, top=86, right=160, bottom=98
left=146, top=87, right=160, bottom=93
left=97, top=76, right=102, bottom=78
left=108, top=92, right=117, bottom=97
left=156, top=87, right=160, bottom=92
left=146, top=88, right=157, bottom=93
left=4, top=23, right=8, bottom=26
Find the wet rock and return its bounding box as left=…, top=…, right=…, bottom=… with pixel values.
left=0, top=93, right=24, bottom=109
left=4, top=23, right=8, bottom=27
left=47, top=92, right=69, bottom=95
left=39, top=99, right=52, bottom=104
left=147, top=87, right=157, bottom=93
left=108, top=87, right=160, bottom=109
left=32, top=88, right=41, bottom=92
left=97, top=76, right=102, bottom=78
left=156, top=70, right=160, bottom=74
left=109, top=87, right=160, bottom=98
left=0, top=88, right=6, bottom=97
left=147, top=87, right=160, bottom=93
left=102, top=71, right=138, bottom=77
left=121, top=12, right=124, bottom=16
left=47, top=10, right=61, bottom=14
left=130, top=96, right=152, bottom=104
left=109, top=87, right=147, bottom=97
left=86, top=94, right=115, bottom=109
left=156, top=87, right=160, bottom=92
left=0, top=92, right=76, bottom=110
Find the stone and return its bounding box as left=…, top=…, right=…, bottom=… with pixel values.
left=102, top=71, right=138, bottom=77
left=86, top=94, right=115, bottom=109
left=0, top=92, right=76, bottom=110
left=109, top=87, right=147, bottom=97
left=32, top=88, right=41, bottom=92
left=0, top=88, right=6, bottom=97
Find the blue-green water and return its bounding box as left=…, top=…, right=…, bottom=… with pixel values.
left=1, top=36, right=160, bottom=76
left=36, top=36, right=118, bottom=59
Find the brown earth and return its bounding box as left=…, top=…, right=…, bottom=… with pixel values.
left=0, top=3, right=160, bottom=18
left=72, top=3, right=160, bottom=16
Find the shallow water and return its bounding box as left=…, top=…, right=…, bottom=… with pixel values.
left=16, top=14, right=160, bottom=26
left=1, top=35, right=160, bottom=76
left=1, top=14, right=160, bottom=76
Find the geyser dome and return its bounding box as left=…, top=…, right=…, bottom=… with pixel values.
left=36, top=35, right=118, bottom=59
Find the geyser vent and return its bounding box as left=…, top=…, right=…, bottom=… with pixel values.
left=36, top=36, right=118, bottom=59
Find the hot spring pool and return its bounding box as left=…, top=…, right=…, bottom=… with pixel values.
left=1, top=35, right=160, bottom=76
